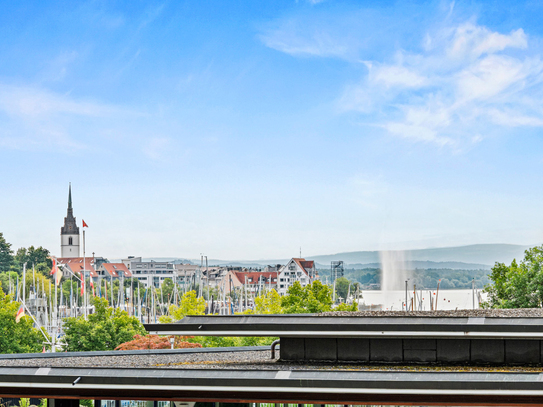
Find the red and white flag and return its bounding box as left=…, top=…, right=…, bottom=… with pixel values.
left=82, top=220, right=88, bottom=228
left=49, top=257, right=62, bottom=285
left=15, top=305, right=24, bottom=323
left=49, top=258, right=56, bottom=275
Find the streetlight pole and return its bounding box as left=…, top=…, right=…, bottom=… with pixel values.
left=405, top=280, right=408, bottom=312
left=83, top=229, right=86, bottom=320
left=472, top=278, right=475, bottom=309
left=205, top=255, right=208, bottom=313
left=199, top=254, right=203, bottom=298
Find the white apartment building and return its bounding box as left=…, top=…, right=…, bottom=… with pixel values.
left=122, top=256, right=175, bottom=288
left=277, top=258, right=317, bottom=295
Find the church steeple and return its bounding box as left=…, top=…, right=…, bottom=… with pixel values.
left=68, top=182, right=72, bottom=210
left=61, top=183, right=80, bottom=258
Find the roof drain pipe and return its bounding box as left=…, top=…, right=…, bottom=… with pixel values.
left=271, top=339, right=280, bottom=359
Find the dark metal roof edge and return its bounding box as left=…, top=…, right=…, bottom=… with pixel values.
left=0, top=346, right=269, bottom=360
left=0, top=366, right=542, bottom=384
left=180, top=314, right=543, bottom=319
left=1, top=365, right=541, bottom=377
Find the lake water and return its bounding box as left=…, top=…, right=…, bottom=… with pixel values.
left=360, top=288, right=487, bottom=311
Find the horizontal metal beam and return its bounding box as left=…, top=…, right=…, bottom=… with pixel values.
left=0, top=346, right=268, bottom=360
left=1, top=366, right=543, bottom=404
left=145, top=315, right=543, bottom=338
left=146, top=329, right=543, bottom=339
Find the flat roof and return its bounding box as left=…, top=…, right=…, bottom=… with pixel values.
left=145, top=314, right=543, bottom=338
left=1, top=347, right=543, bottom=405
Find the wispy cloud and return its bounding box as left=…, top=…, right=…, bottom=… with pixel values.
left=341, top=21, right=543, bottom=147
left=258, top=7, right=401, bottom=60
left=259, top=17, right=351, bottom=58
left=0, top=84, right=134, bottom=151
left=261, top=6, right=543, bottom=148
left=0, top=84, right=118, bottom=118
left=340, top=23, right=543, bottom=148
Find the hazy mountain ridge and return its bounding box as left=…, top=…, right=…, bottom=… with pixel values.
left=308, top=244, right=532, bottom=267
left=335, top=260, right=491, bottom=270
left=144, top=243, right=533, bottom=269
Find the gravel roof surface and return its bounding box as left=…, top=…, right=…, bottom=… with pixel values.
left=0, top=349, right=542, bottom=372
left=0, top=350, right=275, bottom=370
left=319, top=309, right=543, bottom=317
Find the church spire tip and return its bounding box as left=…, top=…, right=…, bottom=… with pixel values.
left=68, top=183, right=72, bottom=210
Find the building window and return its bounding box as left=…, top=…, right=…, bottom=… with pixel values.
left=68, top=237, right=73, bottom=245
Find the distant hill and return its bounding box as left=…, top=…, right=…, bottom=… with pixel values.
left=308, top=244, right=532, bottom=268
left=144, top=243, right=533, bottom=270
left=334, top=260, right=492, bottom=270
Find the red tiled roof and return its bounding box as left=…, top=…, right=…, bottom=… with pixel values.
left=300, top=260, right=315, bottom=269
left=292, top=258, right=309, bottom=276
left=57, top=257, right=98, bottom=278
left=102, top=263, right=131, bottom=278
left=234, top=271, right=278, bottom=284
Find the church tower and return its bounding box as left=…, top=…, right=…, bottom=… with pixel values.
left=60, top=183, right=80, bottom=258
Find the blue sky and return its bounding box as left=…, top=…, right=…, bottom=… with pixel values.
left=2, top=0, right=543, bottom=260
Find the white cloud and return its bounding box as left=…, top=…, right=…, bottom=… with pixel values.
left=0, top=84, right=137, bottom=151
left=337, top=20, right=543, bottom=147
left=486, top=108, right=543, bottom=127
left=0, top=84, right=116, bottom=118
left=371, top=65, right=428, bottom=89
left=446, top=23, right=527, bottom=60
left=259, top=19, right=350, bottom=58
left=455, top=55, right=533, bottom=102
left=263, top=7, right=543, bottom=147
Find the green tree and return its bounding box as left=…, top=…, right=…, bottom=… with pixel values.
left=485, top=245, right=543, bottom=308
left=333, top=302, right=358, bottom=311
left=159, top=278, right=174, bottom=301
left=14, top=246, right=51, bottom=273
left=0, top=286, right=47, bottom=353
left=159, top=290, right=205, bottom=323
left=0, top=233, right=14, bottom=272
left=254, top=289, right=282, bottom=314
left=0, top=271, right=19, bottom=296
left=62, top=297, right=146, bottom=351
left=335, top=277, right=356, bottom=302
left=281, top=281, right=333, bottom=313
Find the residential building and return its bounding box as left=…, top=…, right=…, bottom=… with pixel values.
left=98, top=263, right=132, bottom=280
left=57, top=257, right=99, bottom=280
left=233, top=271, right=278, bottom=294
left=174, top=264, right=199, bottom=289
left=122, top=256, right=175, bottom=288
left=277, top=258, right=317, bottom=295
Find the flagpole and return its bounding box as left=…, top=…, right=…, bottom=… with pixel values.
left=83, top=229, right=86, bottom=320
left=54, top=272, right=58, bottom=352
left=23, top=263, right=26, bottom=307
